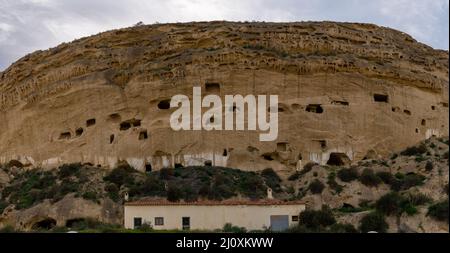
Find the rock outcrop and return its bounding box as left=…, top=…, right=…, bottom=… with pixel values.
left=0, top=21, right=448, bottom=173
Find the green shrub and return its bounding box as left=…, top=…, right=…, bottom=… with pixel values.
left=103, top=165, right=136, bottom=187
left=359, top=212, right=388, bottom=233
left=390, top=173, right=425, bottom=191
left=261, top=168, right=281, bottom=192
left=375, top=192, right=404, bottom=216
left=105, top=183, right=120, bottom=202
left=400, top=144, right=427, bottom=156
left=376, top=171, right=395, bottom=184
left=328, top=223, right=358, bottom=233
left=327, top=172, right=343, bottom=194
left=299, top=206, right=336, bottom=229
left=427, top=200, right=449, bottom=223
left=425, top=161, right=433, bottom=173
left=337, top=167, right=359, bottom=182
left=404, top=193, right=432, bottom=206
left=167, top=184, right=183, bottom=202
left=0, top=200, right=9, bottom=214
left=82, top=191, right=98, bottom=203
left=223, top=223, right=247, bottom=233
left=159, top=168, right=174, bottom=180
left=58, top=163, right=82, bottom=178
left=309, top=179, right=325, bottom=194
left=359, top=169, right=382, bottom=187
left=288, top=162, right=316, bottom=181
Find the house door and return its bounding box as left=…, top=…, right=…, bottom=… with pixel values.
left=182, top=217, right=190, bottom=230
left=270, top=215, right=289, bottom=232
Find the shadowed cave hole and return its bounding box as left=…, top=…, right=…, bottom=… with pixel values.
left=59, top=132, right=71, bottom=140
left=86, top=118, right=96, bottom=127
left=110, top=134, right=115, bottom=144
left=32, top=218, right=57, bottom=230
left=139, top=130, right=148, bottom=140
left=306, top=104, right=323, bottom=114
left=404, top=110, right=411, bottom=116
left=205, top=82, right=220, bottom=93
left=145, top=163, right=152, bottom=172
left=75, top=128, right=83, bottom=137
left=158, top=100, right=171, bottom=110
left=373, top=94, right=389, bottom=103
left=327, top=153, right=351, bottom=166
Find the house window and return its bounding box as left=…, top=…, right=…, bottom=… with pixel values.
left=182, top=217, right=190, bottom=230
left=292, top=216, right=299, bottom=222
left=155, top=217, right=164, bottom=226
left=133, top=217, right=142, bottom=229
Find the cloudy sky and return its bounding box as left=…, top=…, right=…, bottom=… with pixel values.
left=0, top=0, right=448, bottom=71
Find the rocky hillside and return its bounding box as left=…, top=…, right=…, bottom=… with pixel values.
left=0, top=137, right=448, bottom=232
left=0, top=21, right=448, bottom=174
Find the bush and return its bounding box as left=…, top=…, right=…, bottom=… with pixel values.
left=288, top=162, right=316, bottom=181
left=327, top=172, right=343, bottom=194
left=376, top=171, right=395, bottom=184
left=337, top=167, right=359, bottom=182
left=328, top=223, right=358, bottom=233
left=404, top=193, right=432, bottom=206
left=390, top=173, right=425, bottom=191
left=261, top=168, right=281, bottom=192
left=359, top=212, right=388, bottom=233
left=359, top=169, right=382, bottom=187
left=309, top=179, right=325, bottom=194
left=400, top=144, right=427, bottom=156
left=427, top=200, right=449, bottom=223
left=375, top=192, right=404, bottom=216
left=223, top=223, right=247, bottom=233
left=105, top=183, right=120, bottom=202
left=103, top=165, right=136, bottom=187
left=0, top=200, right=8, bottom=214
left=58, top=163, right=82, bottom=178
left=159, top=168, right=174, bottom=180
left=82, top=191, right=98, bottom=203
left=167, top=184, right=183, bottom=202
left=299, top=206, right=336, bottom=230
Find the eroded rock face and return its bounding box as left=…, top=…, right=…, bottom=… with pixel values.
left=0, top=21, right=448, bottom=172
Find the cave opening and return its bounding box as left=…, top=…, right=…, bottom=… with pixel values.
left=373, top=94, right=389, bottom=103
left=326, top=153, right=351, bottom=166
left=86, top=118, right=96, bottom=127
left=75, top=128, right=84, bottom=137
left=157, top=100, right=171, bottom=110
left=205, top=82, right=221, bottom=93
left=59, top=132, right=71, bottom=140
left=110, top=134, right=115, bottom=144
left=306, top=104, right=324, bottom=114
left=145, top=163, right=152, bottom=172
left=32, top=218, right=57, bottom=230
left=139, top=130, right=148, bottom=140
left=65, top=218, right=86, bottom=228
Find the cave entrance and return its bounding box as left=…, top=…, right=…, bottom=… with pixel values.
left=205, top=82, right=220, bottom=93
left=373, top=94, right=389, bottom=103
left=139, top=130, right=148, bottom=140
left=145, top=163, right=152, bottom=172
left=327, top=153, right=351, bottom=166
left=59, top=132, right=71, bottom=140
left=157, top=100, right=171, bottom=110
left=65, top=218, right=86, bottom=228
left=306, top=104, right=324, bottom=114
left=32, top=218, right=57, bottom=230
left=86, top=118, right=96, bottom=127
left=75, top=128, right=84, bottom=137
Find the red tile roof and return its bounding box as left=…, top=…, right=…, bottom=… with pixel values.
left=125, top=198, right=306, bottom=206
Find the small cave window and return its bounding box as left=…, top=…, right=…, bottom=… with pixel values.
left=298, top=153, right=303, bottom=160
left=204, top=160, right=213, bottom=166
left=332, top=101, right=349, bottom=106
left=139, top=130, right=148, bottom=140
left=223, top=149, right=228, bottom=157
left=431, top=105, right=436, bottom=110
left=415, top=128, right=420, bottom=134
left=175, top=163, right=183, bottom=169
left=306, top=104, right=324, bottom=114
left=277, top=142, right=288, bottom=152
left=205, top=82, right=221, bottom=93
left=75, top=128, right=84, bottom=137
left=327, top=153, right=351, bottom=166
left=373, top=94, right=389, bottom=103
left=441, top=102, right=449, bottom=108
left=157, top=100, right=171, bottom=110
left=403, top=110, right=411, bottom=116
left=145, top=163, right=152, bottom=172
left=59, top=132, right=71, bottom=140
left=32, top=218, right=57, bottom=230
left=392, top=107, right=400, bottom=112
left=110, top=134, right=115, bottom=144
left=421, top=119, right=426, bottom=126
left=262, top=153, right=274, bottom=161
left=86, top=118, right=96, bottom=127
left=317, top=140, right=327, bottom=149
left=120, top=122, right=131, bottom=131
left=7, top=159, right=23, bottom=168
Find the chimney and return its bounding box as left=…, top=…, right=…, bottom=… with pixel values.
left=267, top=188, right=273, bottom=199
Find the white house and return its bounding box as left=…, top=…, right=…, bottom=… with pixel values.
left=124, top=198, right=306, bottom=232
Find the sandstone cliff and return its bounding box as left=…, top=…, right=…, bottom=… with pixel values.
left=0, top=21, right=448, bottom=174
